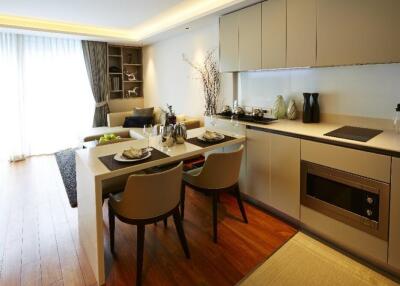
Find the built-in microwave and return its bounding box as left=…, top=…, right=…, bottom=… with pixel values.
left=301, top=161, right=390, bottom=240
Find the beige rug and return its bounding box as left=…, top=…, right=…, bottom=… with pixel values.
left=239, top=232, right=399, bottom=286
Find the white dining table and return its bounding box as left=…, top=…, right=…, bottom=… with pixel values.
left=75, top=127, right=245, bottom=285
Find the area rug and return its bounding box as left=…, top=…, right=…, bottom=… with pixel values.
left=55, top=148, right=77, bottom=208
left=238, top=232, right=399, bottom=286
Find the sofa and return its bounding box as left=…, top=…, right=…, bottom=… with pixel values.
left=82, top=107, right=201, bottom=143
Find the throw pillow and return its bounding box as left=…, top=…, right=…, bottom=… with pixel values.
left=133, top=107, right=154, bottom=117
left=123, top=116, right=153, bottom=128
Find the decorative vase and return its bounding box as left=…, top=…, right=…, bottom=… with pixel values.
left=302, top=93, right=312, bottom=123
left=173, top=123, right=187, bottom=144
left=287, top=99, right=297, bottom=120
left=311, top=93, right=320, bottom=123
left=273, top=95, right=286, bottom=119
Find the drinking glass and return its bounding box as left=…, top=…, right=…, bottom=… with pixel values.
left=143, top=124, right=153, bottom=151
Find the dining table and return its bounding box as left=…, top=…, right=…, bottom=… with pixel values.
left=75, top=127, right=246, bottom=285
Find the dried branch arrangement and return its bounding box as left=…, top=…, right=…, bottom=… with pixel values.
left=183, top=49, right=221, bottom=115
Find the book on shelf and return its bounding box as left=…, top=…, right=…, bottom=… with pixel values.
left=112, top=77, right=120, bottom=91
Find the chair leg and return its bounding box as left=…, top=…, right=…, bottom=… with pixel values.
left=212, top=192, right=218, bottom=243
left=172, top=209, right=190, bottom=259
left=108, top=202, right=115, bottom=253
left=180, top=182, right=186, bottom=220
left=163, top=218, right=168, bottom=227
left=136, top=224, right=145, bottom=286
left=234, top=184, right=248, bottom=224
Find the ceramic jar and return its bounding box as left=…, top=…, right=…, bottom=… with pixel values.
left=287, top=99, right=297, bottom=120
left=273, top=95, right=286, bottom=119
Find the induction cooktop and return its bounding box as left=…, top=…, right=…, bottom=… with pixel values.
left=324, top=126, right=383, bottom=142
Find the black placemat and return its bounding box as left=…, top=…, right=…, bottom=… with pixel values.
left=186, top=135, right=237, bottom=148
left=98, top=148, right=170, bottom=171
left=324, top=126, right=383, bottom=142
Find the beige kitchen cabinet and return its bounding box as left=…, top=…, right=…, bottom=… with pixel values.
left=269, top=133, right=300, bottom=219
left=286, top=0, right=316, bottom=68
left=219, top=11, right=239, bottom=72
left=245, top=128, right=269, bottom=204
left=238, top=3, right=262, bottom=71
left=262, top=0, right=286, bottom=69
left=389, top=157, right=400, bottom=270
left=316, top=0, right=400, bottom=66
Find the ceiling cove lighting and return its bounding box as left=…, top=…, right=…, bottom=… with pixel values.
left=0, top=0, right=245, bottom=42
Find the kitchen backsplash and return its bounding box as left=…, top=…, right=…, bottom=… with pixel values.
left=239, top=63, right=400, bottom=121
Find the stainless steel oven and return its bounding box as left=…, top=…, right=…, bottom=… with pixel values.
left=301, top=161, right=389, bottom=240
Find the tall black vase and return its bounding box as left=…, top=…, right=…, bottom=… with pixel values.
left=303, top=93, right=312, bottom=123
left=311, top=93, right=320, bottom=123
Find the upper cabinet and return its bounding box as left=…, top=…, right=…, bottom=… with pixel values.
left=317, top=0, right=400, bottom=66
left=287, top=0, right=317, bottom=68
left=262, top=0, right=286, bottom=69
left=219, top=0, right=400, bottom=72
left=219, top=12, right=239, bottom=72
left=238, top=4, right=262, bottom=71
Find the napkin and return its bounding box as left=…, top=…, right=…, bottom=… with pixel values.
left=203, top=131, right=222, bottom=141
left=122, top=147, right=146, bottom=159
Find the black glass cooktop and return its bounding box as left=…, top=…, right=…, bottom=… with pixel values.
left=324, top=126, right=383, bottom=142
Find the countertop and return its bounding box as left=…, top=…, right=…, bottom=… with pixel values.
left=213, top=116, right=400, bottom=157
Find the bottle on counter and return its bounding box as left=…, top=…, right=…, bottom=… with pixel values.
left=394, top=103, right=400, bottom=133
left=302, top=93, right=312, bottom=123
left=311, top=93, right=320, bottom=123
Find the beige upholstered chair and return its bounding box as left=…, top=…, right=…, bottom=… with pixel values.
left=108, top=162, right=190, bottom=286
left=181, top=145, right=248, bottom=243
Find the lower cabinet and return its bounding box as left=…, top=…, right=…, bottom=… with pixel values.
left=269, top=133, right=300, bottom=219
left=245, top=128, right=300, bottom=219
left=245, top=128, right=270, bottom=204
left=389, top=157, right=400, bottom=270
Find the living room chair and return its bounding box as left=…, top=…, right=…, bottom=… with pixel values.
left=180, top=145, right=248, bottom=243
left=108, top=162, right=190, bottom=286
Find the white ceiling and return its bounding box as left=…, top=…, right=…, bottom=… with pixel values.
left=0, top=0, right=184, bottom=29
left=0, top=0, right=255, bottom=43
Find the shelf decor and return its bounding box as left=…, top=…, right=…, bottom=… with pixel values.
left=183, top=49, right=220, bottom=116
left=107, top=44, right=143, bottom=99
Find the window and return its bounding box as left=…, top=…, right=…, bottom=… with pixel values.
left=0, top=33, right=94, bottom=161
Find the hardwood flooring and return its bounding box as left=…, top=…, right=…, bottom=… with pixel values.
left=0, top=156, right=297, bottom=286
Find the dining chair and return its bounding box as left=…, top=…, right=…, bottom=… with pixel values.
left=108, top=162, right=190, bottom=286
left=180, top=145, right=248, bottom=243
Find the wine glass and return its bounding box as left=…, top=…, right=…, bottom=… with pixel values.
left=210, top=114, right=217, bottom=127
left=231, top=114, right=240, bottom=136
left=143, top=124, right=153, bottom=152
left=161, top=125, right=174, bottom=152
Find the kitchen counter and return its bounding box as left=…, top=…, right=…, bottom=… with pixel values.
left=211, top=116, right=400, bottom=157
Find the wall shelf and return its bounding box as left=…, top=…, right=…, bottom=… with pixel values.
left=107, top=44, right=143, bottom=100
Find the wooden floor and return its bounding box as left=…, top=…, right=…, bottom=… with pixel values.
left=0, top=156, right=297, bottom=286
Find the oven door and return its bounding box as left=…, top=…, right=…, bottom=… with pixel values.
left=301, top=161, right=389, bottom=240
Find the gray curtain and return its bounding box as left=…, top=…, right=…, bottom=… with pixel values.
left=82, top=41, right=110, bottom=127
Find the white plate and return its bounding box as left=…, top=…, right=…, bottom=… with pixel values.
left=113, top=151, right=151, bottom=163
left=197, top=133, right=225, bottom=142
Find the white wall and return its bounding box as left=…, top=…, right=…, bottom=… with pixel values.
left=143, top=18, right=233, bottom=117
left=240, top=64, right=400, bottom=120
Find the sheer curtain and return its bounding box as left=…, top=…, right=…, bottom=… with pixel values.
left=0, top=33, right=94, bottom=161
